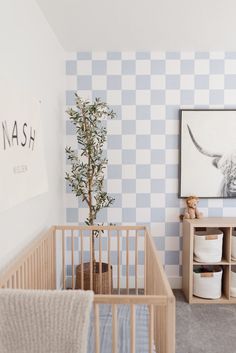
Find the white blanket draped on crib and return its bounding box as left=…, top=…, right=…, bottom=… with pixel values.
left=0, top=289, right=93, bottom=353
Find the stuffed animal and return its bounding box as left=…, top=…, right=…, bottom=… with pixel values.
left=180, top=196, right=203, bottom=220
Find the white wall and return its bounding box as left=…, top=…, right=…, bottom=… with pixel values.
left=0, top=0, right=65, bottom=269
left=36, top=0, right=236, bottom=51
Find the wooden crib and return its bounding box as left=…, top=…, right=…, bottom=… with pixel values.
left=0, top=225, right=175, bottom=353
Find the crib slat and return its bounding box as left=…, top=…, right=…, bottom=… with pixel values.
left=42, top=244, right=45, bottom=288
left=117, top=231, right=120, bottom=294
left=31, top=254, right=34, bottom=289
left=44, top=243, right=47, bottom=289
left=71, top=230, right=74, bottom=290
left=16, top=269, right=20, bottom=289
left=15, top=270, right=18, bottom=289
left=80, top=230, right=84, bottom=290
left=49, top=234, right=52, bottom=289
left=35, top=249, right=38, bottom=289
left=12, top=274, right=16, bottom=289
left=27, top=257, right=30, bottom=289
left=6, top=280, right=10, bottom=288
left=99, top=230, right=102, bottom=293
left=24, top=261, right=27, bottom=289
left=38, top=246, right=41, bottom=289
left=94, top=304, right=100, bottom=353
left=52, top=228, right=56, bottom=289
left=44, top=240, right=47, bottom=289
left=108, top=230, right=111, bottom=294
left=90, top=232, right=93, bottom=290
left=41, top=244, right=43, bottom=289
left=40, top=244, right=44, bottom=289
left=51, top=236, right=53, bottom=289
left=16, top=271, right=19, bottom=289
left=47, top=238, right=49, bottom=289
left=126, top=230, right=129, bottom=294
left=149, top=304, right=154, bottom=353
left=112, top=304, right=117, bottom=353
left=130, top=304, right=135, bottom=353
left=62, top=230, right=65, bottom=289
left=144, top=230, right=147, bottom=295
left=135, top=230, right=138, bottom=294
left=33, top=250, right=38, bottom=289
left=42, top=240, right=46, bottom=289
left=21, top=264, right=25, bottom=289
left=42, top=241, right=45, bottom=288
left=35, top=248, right=39, bottom=289
left=20, top=265, right=24, bottom=289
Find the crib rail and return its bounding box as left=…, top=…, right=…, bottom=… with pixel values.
left=146, top=230, right=176, bottom=353
left=0, top=227, right=56, bottom=290
left=55, top=225, right=146, bottom=294
left=0, top=225, right=175, bottom=353
left=93, top=295, right=167, bottom=353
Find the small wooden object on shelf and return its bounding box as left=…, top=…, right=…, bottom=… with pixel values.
left=182, top=217, right=236, bottom=304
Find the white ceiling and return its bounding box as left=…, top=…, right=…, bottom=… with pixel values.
left=36, top=0, right=236, bottom=51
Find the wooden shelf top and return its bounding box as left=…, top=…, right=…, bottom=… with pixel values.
left=184, top=217, right=236, bottom=227
left=193, top=259, right=230, bottom=265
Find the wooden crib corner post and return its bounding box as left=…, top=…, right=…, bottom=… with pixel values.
left=157, top=295, right=176, bottom=353
left=166, top=294, right=176, bottom=353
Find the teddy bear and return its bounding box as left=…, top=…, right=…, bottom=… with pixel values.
left=180, top=196, right=203, bottom=220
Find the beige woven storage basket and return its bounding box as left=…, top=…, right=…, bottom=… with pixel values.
left=75, top=262, right=113, bottom=294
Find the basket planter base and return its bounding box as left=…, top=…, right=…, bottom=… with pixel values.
left=75, top=262, right=113, bottom=294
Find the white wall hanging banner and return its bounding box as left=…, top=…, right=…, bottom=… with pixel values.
left=0, top=85, right=48, bottom=212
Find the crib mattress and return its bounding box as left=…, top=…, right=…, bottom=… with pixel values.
left=87, top=304, right=156, bottom=353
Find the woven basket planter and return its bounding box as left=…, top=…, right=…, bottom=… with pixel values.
left=75, top=262, right=113, bottom=294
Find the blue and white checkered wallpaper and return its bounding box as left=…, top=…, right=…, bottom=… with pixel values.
left=65, top=52, right=236, bottom=284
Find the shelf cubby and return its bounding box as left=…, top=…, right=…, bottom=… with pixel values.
left=183, top=217, right=236, bottom=304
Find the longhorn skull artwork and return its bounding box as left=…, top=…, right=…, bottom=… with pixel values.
left=187, top=124, right=236, bottom=197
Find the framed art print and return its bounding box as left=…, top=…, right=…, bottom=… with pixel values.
left=179, top=109, right=236, bottom=198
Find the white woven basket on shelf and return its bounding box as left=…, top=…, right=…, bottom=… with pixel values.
left=193, top=266, right=222, bottom=299
left=231, top=269, right=236, bottom=297
left=194, top=228, right=223, bottom=263
left=231, top=230, right=236, bottom=260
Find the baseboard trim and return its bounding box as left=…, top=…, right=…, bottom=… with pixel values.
left=168, top=276, right=182, bottom=289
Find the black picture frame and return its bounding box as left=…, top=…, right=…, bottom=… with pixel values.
left=179, top=109, right=236, bottom=199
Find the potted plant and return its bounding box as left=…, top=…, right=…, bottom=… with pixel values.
left=65, top=93, right=116, bottom=293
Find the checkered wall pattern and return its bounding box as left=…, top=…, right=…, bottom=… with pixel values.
left=65, top=52, right=236, bottom=282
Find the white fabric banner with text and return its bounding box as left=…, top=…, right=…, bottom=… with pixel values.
left=0, top=86, right=48, bottom=212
